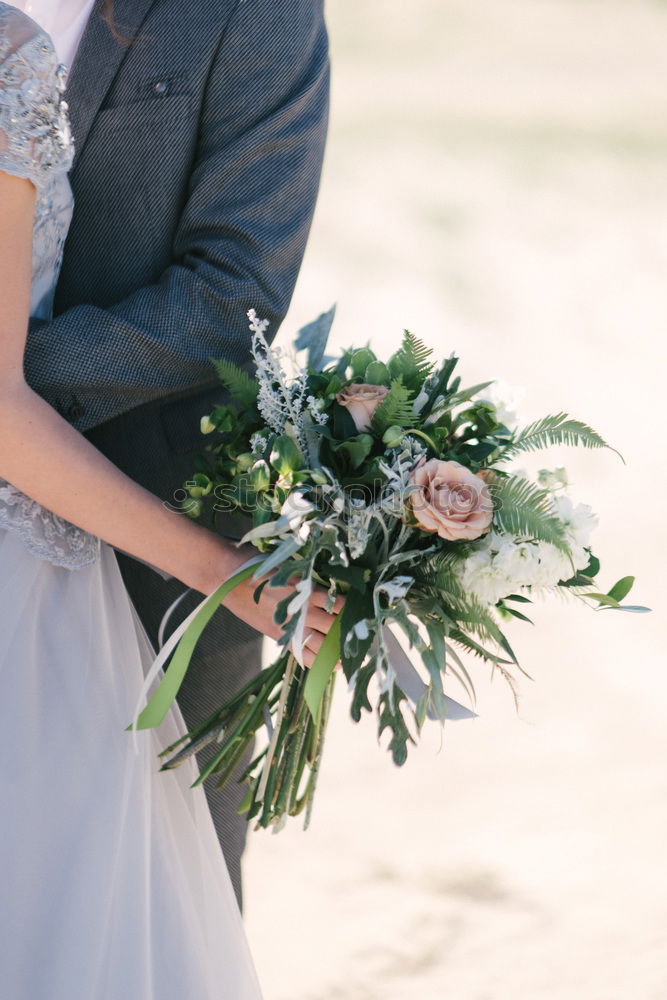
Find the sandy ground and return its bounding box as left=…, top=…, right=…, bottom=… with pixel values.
left=243, top=3, right=667, bottom=998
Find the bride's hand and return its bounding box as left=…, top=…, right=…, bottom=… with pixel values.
left=212, top=543, right=344, bottom=668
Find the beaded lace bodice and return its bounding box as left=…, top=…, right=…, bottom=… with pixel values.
left=0, top=3, right=98, bottom=569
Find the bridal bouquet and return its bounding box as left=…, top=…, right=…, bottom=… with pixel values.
left=134, top=308, right=645, bottom=831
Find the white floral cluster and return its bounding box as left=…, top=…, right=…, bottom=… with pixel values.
left=455, top=492, right=598, bottom=606
left=248, top=309, right=309, bottom=453
left=250, top=432, right=268, bottom=456
left=306, top=395, right=329, bottom=425
left=477, top=379, right=526, bottom=432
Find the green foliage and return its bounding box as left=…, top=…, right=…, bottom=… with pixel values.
left=294, top=305, right=336, bottom=371
left=499, top=413, right=620, bottom=462
left=332, top=433, right=375, bottom=471
left=371, top=376, right=415, bottom=434
left=270, top=435, right=303, bottom=476
left=491, top=475, right=570, bottom=552
left=364, top=360, right=390, bottom=385
left=387, top=331, right=435, bottom=389
left=350, top=348, right=377, bottom=376
left=211, top=358, right=259, bottom=411
left=378, top=689, right=414, bottom=766
left=559, top=552, right=600, bottom=587
left=607, top=576, right=635, bottom=603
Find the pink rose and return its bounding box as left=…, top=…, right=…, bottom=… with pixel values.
left=336, top=383, right=389, bottom=432
left=409, top=458, right=493, bottom=541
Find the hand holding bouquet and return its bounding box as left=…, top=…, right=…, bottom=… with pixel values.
left=133, top=308, right=646, bottom=831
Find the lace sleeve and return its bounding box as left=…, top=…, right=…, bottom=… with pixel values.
left=0, top=4, right=73, bottom=187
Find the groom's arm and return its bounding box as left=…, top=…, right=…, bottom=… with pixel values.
left=23, top=0, right=329, bottom=432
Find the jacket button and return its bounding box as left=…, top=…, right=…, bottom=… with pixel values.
left=67, top=397, right=85, bottom=421
left=154, top=80, right=170, bottom=96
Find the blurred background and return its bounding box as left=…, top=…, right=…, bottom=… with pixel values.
left=244, top=2, right=667, bottom=998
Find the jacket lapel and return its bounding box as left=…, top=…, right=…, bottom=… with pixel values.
left=66, top=0, right=159, bottom=171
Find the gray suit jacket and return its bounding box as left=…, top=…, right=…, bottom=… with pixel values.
left=24, top=0, right=329, bottom=908
left=25, top=0, right=329, bottom=435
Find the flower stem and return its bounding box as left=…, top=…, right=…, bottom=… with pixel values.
left=405, top=428, right=439, bottom=453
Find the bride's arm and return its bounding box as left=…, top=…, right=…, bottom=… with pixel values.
left=0, top=171, right=236, bottom=594
left=0, top=172, right=337, bottom=659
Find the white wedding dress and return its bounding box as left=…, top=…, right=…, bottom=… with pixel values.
left=0, top=7, right=263, bottom=998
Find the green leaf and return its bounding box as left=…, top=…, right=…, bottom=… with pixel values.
left=331, top=401, right=358, bottom=440
left=365, top=360, right=390, bottom=385
left=499, top=605, right=534, bottom=624
left=560, top=552, right=601, bottom=588
left=599, top=604, right=651, bottom=614
left=371, top=376, right=415, bottom=435
left=130, top=560, right=260, bottom=730
left=607, top=576, right=635, bottom=603
left=350, top=348, right=376, bottom=376
left=584, top=592, right=621, bottom=607
left=304, top=613, right=343, bottom=721
left=499, top=413, right=622, bottom=463
left=350, top=662, right=375, bottom=722
left=387, top=331, right=435, bottom=388
left=295, top=305, right=337, bottom=371
left=378, top=689, right=414, bottom=766
left=210, top=358, right=259, bottom=411
left=270, top=434, right=303, bottom=476
left=491, top=475, right=569, bottom=552
left=332, top=433, right=374, bottom=470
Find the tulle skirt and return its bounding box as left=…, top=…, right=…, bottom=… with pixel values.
left=0, top=530, right=263, bottom=999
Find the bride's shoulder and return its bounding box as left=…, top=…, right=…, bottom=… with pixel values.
left=0, top=3, right=56, bottom=71
left=0, top=4, right=72, bottom=185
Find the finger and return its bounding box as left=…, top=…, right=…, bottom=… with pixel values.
left=310, top=589, right=345, bottom=614
left=306, top=607, right=341, bottom=636
left=304, top=632, right=325, bottom=656
left=302, top=647, right=317, bottom=669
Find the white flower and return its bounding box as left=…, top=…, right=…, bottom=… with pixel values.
left=456, top=540, right=508, bottom=605
left=493, top=536, right=542, bottom=587
left=529, top=541, right=573, bottom=588
left=538, top=467, right=569, bottom=491
left=478, top=379, right=525, bottom=432
left=247, top=308, right=270, bottom=338
left=550, top=495, right=598, bottom=571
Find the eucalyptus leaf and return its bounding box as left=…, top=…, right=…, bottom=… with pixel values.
left=607, top=576, right=635, bottom=603
left=598, top=604, right=651, bottom=613
left=295, top=305, right=337, bottom=371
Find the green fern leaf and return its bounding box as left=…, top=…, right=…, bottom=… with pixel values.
left=371, top=376, right=415, bottom=434
left=387, top=331, right=436, bottom=388
left=499, top=413, right=621, bottom=462
left=210, top=358, right=259, bottom=411
left=491, top=475, right=570, bottom=552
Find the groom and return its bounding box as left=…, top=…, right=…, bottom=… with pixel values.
left=24, top=0, right=329, bottom=908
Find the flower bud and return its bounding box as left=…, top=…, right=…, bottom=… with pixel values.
left=270, top=434, right=303, bottom=476
left=382, top=425, right=404, bottom=448
left=187, top=474, right=212, bottom=498
left=235, top=452, right=254, bottom=473
left=248, top=460, right=271, bottom=493
left=183, top=498, right=203, bottom=519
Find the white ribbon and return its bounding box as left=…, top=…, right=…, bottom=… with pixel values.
left=381, top=626, right=478, bottom=722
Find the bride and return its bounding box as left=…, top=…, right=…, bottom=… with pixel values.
left=0, top=4, right=334, bottom=996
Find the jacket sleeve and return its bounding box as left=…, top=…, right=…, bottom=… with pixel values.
left=23, top=0, right=329, bottom=431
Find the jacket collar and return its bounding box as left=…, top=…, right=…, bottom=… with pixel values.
left=66, top=0, right=159, bottom=171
